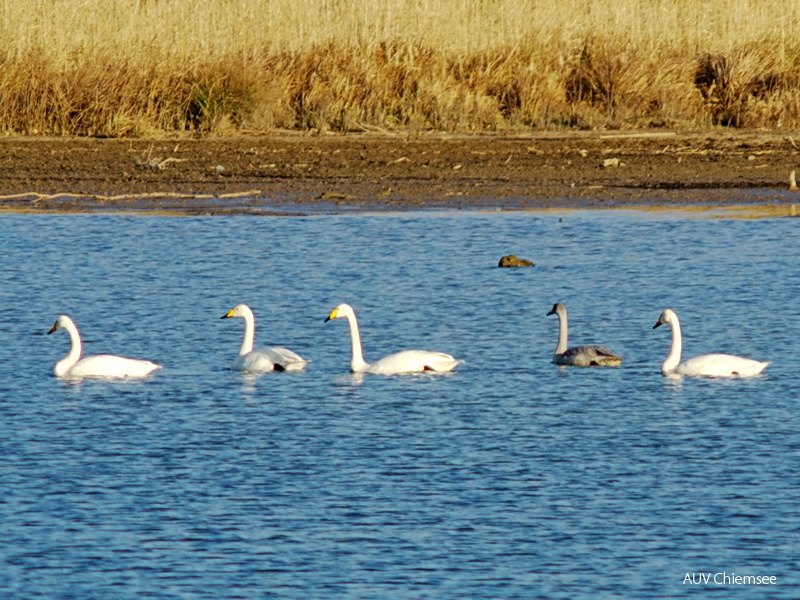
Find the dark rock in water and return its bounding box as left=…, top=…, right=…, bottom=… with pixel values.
left=498, top=255, right=534, bottom=267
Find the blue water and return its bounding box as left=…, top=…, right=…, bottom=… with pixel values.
left=0, top=210, right=798, bottom=599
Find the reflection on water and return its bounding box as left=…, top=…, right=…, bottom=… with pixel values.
left=0, top=210, right=798, bottom=598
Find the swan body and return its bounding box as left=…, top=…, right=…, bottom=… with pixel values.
left=47, top=315, right=161, bottom=379
left=325, top=303, right=462, bottom=375
left=653, top=308, right=769, bottom=377
left=546, top=303, right=623, bottom=367
left=221, top=304, right=308, bottom=372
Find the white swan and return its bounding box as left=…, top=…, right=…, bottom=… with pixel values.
left=325, top=303, right=462, bottom=375
left=546, top=302, right=623, bottom=367
left=653, top=308, right=769, bottom=377
left=221, top=304, right=308, bottom=372
left=47, top=315, right=161, bottom=378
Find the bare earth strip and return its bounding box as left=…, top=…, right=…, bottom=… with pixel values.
left=1, top=130, right=799, bottom=215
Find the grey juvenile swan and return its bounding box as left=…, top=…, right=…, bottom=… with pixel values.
left=546, top=302, right=623, bottom=367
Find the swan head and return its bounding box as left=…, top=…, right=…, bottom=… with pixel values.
left=653, top=308, right=677, bottom=329
left=325, top=303, right=354, bottom=322
left=221, top=304, right=252, bottom=320
left=47, top=314, right=74, bottom=335
left=546, top=302, right=565, bottom=317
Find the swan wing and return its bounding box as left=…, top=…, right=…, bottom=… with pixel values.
left=674, top=353, right=769, bottom=377
left=66, top=354, right=161, bottom=378
left=234, top=347, right=308, bottom=373
left=555, top=345, right=623, bottom=367
left=367, top=350, right=463, bottom=375
left=264, top=346, right=309, bottom=371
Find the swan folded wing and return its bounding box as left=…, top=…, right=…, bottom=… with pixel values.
left=366, top=350, right=462, bottom=375
left=265, top=346, right=308, bottom=371
left=673, top=353, right=769, bottom=377
left=65, top=354, right=161, bottom=378
left=555, top=345, right=622, bottom=367
left=234, top=347, right=308, bottom=372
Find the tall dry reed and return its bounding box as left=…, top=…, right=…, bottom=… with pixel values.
left=0, top=0, right=799, bottom=135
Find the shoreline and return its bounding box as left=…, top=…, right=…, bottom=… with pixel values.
left=1, top=130, right=799, bottom=215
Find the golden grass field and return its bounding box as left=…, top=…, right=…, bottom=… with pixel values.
left=1, top=0, right=799, bottom=136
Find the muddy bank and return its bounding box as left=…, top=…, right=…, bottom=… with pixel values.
left=1, top=130, right=799, bottom=214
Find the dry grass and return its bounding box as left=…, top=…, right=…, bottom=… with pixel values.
left=1, top=0, right=799, bottom=136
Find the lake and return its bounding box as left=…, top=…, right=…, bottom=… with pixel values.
left=0, top=208, right=798, bottom=598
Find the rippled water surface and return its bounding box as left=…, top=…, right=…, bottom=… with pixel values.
left=1, top=209, right=798, bottom=598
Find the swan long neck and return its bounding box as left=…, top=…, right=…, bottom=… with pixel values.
left=345, top=312, right=369, bottom=373
left=58, top=320, right=83, bottom=375
left=239, top=310, right=256, bottom=356
left=663, top=317, right=682, bottom=374
left=554, top=310, right=568, bottom=356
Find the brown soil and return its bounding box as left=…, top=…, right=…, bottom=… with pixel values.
left=1, top=130, right=799, bottom=214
